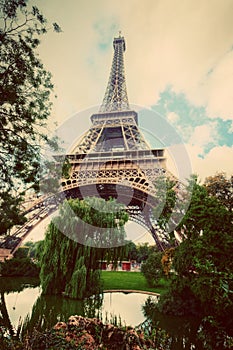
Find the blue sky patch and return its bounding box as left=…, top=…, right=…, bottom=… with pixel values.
left=139, top=86, right=233, bottom=157
left=93, top=19, right=118, bottom=52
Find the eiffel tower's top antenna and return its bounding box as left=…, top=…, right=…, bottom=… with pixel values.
left=99, top=33, right=130, bottom=113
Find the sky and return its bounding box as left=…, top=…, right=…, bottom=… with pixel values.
left=33, top=0, right=233, bottom=181
left=26, top=0, right=233, bottom=243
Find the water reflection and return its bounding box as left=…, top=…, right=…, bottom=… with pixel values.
left=101, top=292, right=150, bottom=326
left=0, top=277, right=204, bottom=349
left=0, top=277, right=105, bottom=340
left=1, top=277, right=151, bottom=333
left=22, top=292, right=103, bottom=335
left=0, top=277, right=39, bottom=335
left=142, top=296, right=202, bottom=349
left=0, top=277, right=39, bottom=293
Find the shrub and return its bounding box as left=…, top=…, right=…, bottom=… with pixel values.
left=157, top=277, right=201, bottom=316
left=0, top=257, right=40, bottom=277
left=141, top=252, right=163, bottom=287
left=14, top=246, right=29, bottom=259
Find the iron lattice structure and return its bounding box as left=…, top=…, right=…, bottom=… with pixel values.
left=0, top=34, right=180, bottom=257
left=54, top=34, right=175, bottom=250
left=99, top=35, right=130, bottom=113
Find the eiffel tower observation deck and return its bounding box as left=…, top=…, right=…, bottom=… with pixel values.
left=0, top=34, right=180, bottom=257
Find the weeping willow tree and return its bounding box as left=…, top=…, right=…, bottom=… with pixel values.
left=39, top=197, right=128, bottom=299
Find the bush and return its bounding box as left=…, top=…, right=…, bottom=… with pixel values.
left=157, top=277, right=201, bottom=317
left=141, top=252, right=163, bottom=287
left=0, top=257, right=40, bottom=277
left=14, top=246, right=29, bottom=258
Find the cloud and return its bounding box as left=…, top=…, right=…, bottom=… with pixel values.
left=203, top=50, right=233, bottom=120
left=189, top=123, right=219, bottom=149
left=183, top=144, right=233, bottom=181
left=167, top=112, right=180, bottom=124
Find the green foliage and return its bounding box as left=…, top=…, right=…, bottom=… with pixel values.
left=141, top=251, right=163, bottom=287
left=34, top=240, right=45, bottom=261
left=39, top=198, right=129, bottom=298
left=124, top=240, right=138, bottom=261
left=65, top=257, right=87, bottom=299
left=145, top=327, right=172, bottom=350
left=177, top=177, right=232, bottom=240
left=204, top=172, right=233, bottom=212
left=157, top=176, right=233, bottom=347
left=14, top=246, right=29, bottom=258
left=135, top=243, right=155, bottom=263
left=0, top=0, right=60, bottom=234
left=153, top=177, right=177, bottom=226
left=198, top=316, right=233, bottom=350
left=0, top=276, right=39, bottom=294
left=0, top=316, right=178, bottom=350
left=123, top=241, right=159, bottom=263
left=0, top=257, right=40, bottom=277
left=24, top=240, right=43, bottom=259
left=0, top=194, right=27, bottom=234
left=157, top=276, right=201, bottom=316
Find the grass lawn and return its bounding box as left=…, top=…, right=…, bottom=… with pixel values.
left=101, top=271, right=170, bottom=295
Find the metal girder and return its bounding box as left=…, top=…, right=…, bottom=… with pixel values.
left=71, top=114, right=151, bottom=154
left=99, top=35, right=129, bottom=113
left=71, top=126, right=103, bottom=154
left=62, top=165, right=161, bottom=197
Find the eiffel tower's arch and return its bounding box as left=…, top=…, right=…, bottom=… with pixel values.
left=59, top=181, right=169, bottom=251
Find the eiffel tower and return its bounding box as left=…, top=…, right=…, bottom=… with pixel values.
left=53, top=33, right=174, bottom=250
left=0, top=33, right=178, bottom=258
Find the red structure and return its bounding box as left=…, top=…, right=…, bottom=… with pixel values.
left=121, top=261, right=131, bottom=271
left=100, top=261, right=107, bottom=270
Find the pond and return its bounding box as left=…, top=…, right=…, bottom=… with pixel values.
left=0, top=277, right=202, bottom=349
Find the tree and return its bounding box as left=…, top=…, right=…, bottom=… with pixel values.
left=39, top=197, right=129, bottom=299
left=0, top=256, right=40, bottom=276
left=204, top=172, right=233, bottom=212
left=153, top=177, right=177, bottom=226
left=0, top=0, right=61, bottom=234
left=124, top=240, right=138, bottom=261
left=136, top=243, right=155, bottom=263
left=0, top=193, right=26, bottom=234
left=152, top=176, right=185, bottom=247
left=158, top=177, right=233, bottom=348
left=23, top=240, right=42, bottom=259
left=13, top=245, right=29, bottom=258
left=141, top=251, right=163, bottom=287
